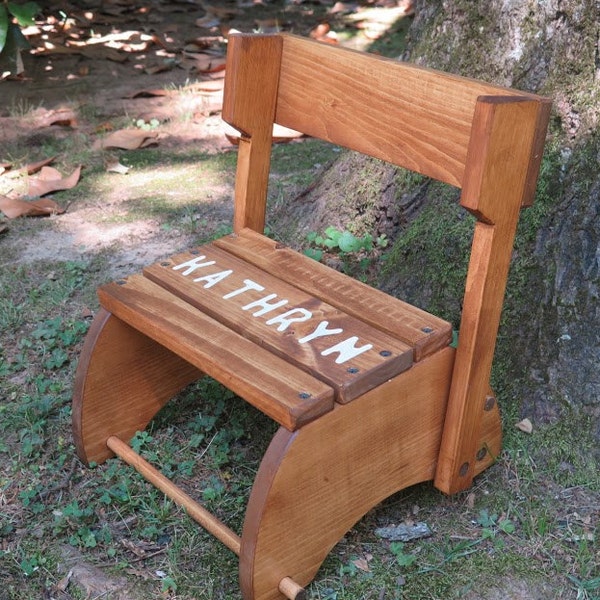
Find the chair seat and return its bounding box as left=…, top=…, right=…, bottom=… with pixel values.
left=97, top=231, right=452, bottom=431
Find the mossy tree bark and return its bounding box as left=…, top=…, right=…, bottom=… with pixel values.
left=271, top=0, right=600, bottom=439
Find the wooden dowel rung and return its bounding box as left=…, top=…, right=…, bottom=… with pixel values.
left=106, top=436, right=306, bottom=599
left=279, top=576, right=306, bottom=600
left=106, top=435, right=241, bottom=555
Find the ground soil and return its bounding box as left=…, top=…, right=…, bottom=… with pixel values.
left=0, top=0, right=412, bottom=268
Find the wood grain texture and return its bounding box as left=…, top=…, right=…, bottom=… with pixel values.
left=435, top=96, right=551, bottom=494
left=214, top=229, right=452, bottom=361
left=97, top=275, right=334, bottom=431
left=239, top=348, right=500, bottom=600
left=223, top=34, right=282, bottom=233
left=144, top=245, right=412, bottom=403
left=274, top=34, right=536, bottom=188
left=73, top=309, right=201, bottom=465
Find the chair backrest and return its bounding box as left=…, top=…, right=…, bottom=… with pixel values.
left=222, top=33, right=551, bottom=494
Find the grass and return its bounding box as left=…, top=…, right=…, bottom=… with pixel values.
left=1, top=107, right=598, bottom=600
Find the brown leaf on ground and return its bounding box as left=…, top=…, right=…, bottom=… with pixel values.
left=28, top=165, right=82, bottom=197
left=24, top=156, right=57, bottom=175
left=0, top=196, right=65, bottom=218
left=224, top=123, right=303, bottom=145
left=93, top=129, right=160, bottom=150
left=37, top=108, right=79, bottom=128
left=124, top=88, right=171, bottom=99
left=105, top=158, right=130, bottom=174
left=181, top=52, right=226, bottom=73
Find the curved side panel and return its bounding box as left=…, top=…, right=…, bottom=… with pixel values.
left=73, top=309, right=201, bottom=465
left=240, top=348, right=455, bottom=600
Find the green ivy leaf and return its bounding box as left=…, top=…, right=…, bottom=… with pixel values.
left=7, top=2, right=39, bottom=27
left=304, top=248, right=323, bottom=262
left=337, top=230, right=360, bottom=253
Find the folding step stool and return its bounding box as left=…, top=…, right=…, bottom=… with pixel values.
left=73, top=33, right=551, bottom=600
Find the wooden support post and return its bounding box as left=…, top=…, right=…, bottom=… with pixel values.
left=106, top=436, right=306, bottom=600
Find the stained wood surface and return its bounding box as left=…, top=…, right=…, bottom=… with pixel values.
left=214, top=228, right=452, bottom=361
left=73, top=309, right=201, bottom=465
left=97, top=274, right=334, bottom=431
left=144, top=244, right=412, bottom=403
left=240, top=348, right=501, bottom=600
left=435, top=96, right=552, bottom=494
left=276, top=34, right=536, bottom=188
left=223, top=34, right=283, bottom=233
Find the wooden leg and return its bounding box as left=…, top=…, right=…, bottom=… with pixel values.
left=239, top=347, right=502, bottom=600
left=73, top=309, right=201, bottom=465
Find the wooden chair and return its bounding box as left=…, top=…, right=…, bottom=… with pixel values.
left=73, top=33, right=551, bottom=600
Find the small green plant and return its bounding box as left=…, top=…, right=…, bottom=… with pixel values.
left=305, top=226, right=388, bottom=261
left=304, top=226, right=388, bottom=278
left=390, top=542, right=418, bottom=568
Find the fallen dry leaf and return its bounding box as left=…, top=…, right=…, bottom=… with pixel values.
left=0, top=195, right=65, bottom=218
left=181, top=52, right=226, bottom=73
left=124, top=88, right=171, bottom=99
left=105, top=158, right=130, bottom=174
left=310, top=23, right=331, bottom=39
left=54, top=570, right=73, bottom=593
left=224, top=123, right=303, bottom=145
left=28, top=165, right=82, bottom=197
left=24, top=156, right=57, bottom=175
left=351, top=556, right=371, bottom=572
left=37, top=108, right=78, bottom=128
left=93, top=129, right=159, bottom=150
left=515, top=418, right=533, bottom=434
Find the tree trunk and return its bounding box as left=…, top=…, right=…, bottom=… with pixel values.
left=271, top=0, right=600, bottom=440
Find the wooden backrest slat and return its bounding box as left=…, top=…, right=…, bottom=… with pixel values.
left=275, top=34, right=529, bottom=187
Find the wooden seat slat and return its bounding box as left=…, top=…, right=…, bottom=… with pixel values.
left=214, top=228, right=453, bottom=361
left=143, top=244, right=413, bottom=404
left=97, top=274, right=334, bottom=431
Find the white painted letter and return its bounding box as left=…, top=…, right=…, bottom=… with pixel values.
left=223, top=279, right=264, bottom=299
left=172, top=255, right=215, bottom=276
left=242, top=294, right=288, bottom=316
left=265, top=308, right=313, bottom=332
left=193, top=269, right=233, bottom=288
left=321, top=337, right=373, bottom=364
left=298, top=321, right=343, bottom=344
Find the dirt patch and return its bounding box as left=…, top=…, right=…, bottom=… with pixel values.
left=3, top=0, right=390, bottom=276
left=462, top=577, right=560, bottom=600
